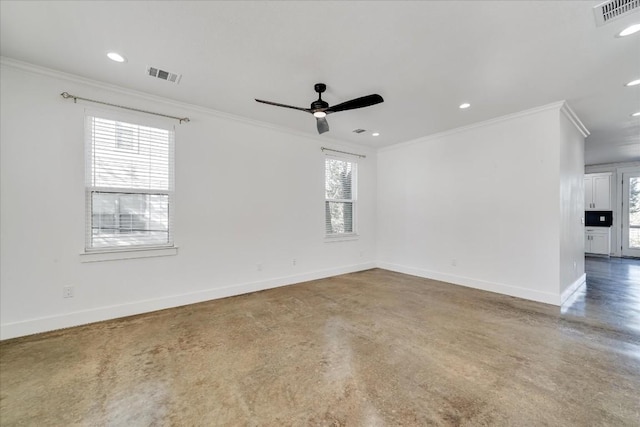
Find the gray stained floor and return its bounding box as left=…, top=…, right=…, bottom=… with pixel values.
left=1, top=258, right=639, bottom=426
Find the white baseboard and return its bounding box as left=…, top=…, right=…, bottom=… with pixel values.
left=376, top=262, right=561, bottom=306
left=560, top=273, right=586, bottom=306
left=0, top=262, right=376, bottom=340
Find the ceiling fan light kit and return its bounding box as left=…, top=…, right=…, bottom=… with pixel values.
left=255, top=83, right=384, bottom=134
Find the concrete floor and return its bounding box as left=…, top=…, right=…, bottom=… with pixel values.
left=1, top=260, right=639, bottom=426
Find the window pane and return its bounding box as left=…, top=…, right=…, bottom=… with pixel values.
left=91, top=192, right=169, bottom=248
left=325, top=201, right=353, bottom=234
left=325, top=159, right=353, bottom=199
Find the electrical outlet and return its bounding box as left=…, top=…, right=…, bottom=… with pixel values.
left=257, top=263, right=263, bottom=271
left=292, top=259, right=297, bottom=266
left=63, top=286, right=74, bottom=298
left=451, top=259, right=457, bottom=267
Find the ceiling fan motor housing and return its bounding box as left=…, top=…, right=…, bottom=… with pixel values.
left=311, top=100, right=329, bottom=110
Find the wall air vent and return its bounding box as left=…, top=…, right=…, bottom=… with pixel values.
left=352, top=129, right=366, bottom=134
left=147, top=66, right=182, bottom=84
left=593, top=0, right=640, bottom=26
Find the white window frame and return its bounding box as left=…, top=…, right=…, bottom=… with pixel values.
left=81, top=109, right=177, bottom=262
left=324, top=155, right=358, bottom=240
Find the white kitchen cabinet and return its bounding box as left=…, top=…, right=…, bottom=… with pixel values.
left=584, top=173, right=611, bottom=210
left=585, top=227, right=611, bottom=256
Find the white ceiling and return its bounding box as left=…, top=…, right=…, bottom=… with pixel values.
left=1, top=1, right=639, bottom=165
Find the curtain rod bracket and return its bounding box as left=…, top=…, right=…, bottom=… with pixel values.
left=61, top=92, right=77, bottom=103
left=60, top=91, right=190, bottom=124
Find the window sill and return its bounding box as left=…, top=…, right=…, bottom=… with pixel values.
left=79, top=246, right=178, bottom=263
left=324, top=234, right=359, bottom=243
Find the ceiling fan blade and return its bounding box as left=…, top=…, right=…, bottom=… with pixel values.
left=316, top=116, right=329, bottom=134
left=326, top=94, right=384, bottom=114
left=255, top=99, right=311, bottom=113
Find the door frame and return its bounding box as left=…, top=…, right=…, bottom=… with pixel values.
left=621, top=171, right=640, bottom=258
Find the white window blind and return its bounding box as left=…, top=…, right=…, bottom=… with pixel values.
left=325, top=157, right=357, bottom=235
left=85, top=115, right=175, bottom=250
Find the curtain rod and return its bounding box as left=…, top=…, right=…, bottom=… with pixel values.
left=60, top=92, right=190, bottom=124
left=321, top=147, right=366, bottom=158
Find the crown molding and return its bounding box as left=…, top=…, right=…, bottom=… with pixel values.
left=379, top=100, right=578, bottom=153
left=585, top=160, right=640, bottom=170
left=560, top=101, right=590, bottom=138
left=0, top=56, right=375, bottom=156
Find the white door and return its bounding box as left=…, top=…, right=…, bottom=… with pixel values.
left=622, top=172, right=640, bottom=258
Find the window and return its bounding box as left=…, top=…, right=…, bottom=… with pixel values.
left=85, top=115, right=174, bottom=250
left=325, top=157, right=357, bottom=236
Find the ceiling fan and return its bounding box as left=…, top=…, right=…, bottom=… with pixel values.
left=255, top=83, right=384, bottom=134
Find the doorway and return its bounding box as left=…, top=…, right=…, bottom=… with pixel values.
left=622, top=171, right=640, bottom=258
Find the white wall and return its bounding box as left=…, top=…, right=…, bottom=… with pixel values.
left=558, top=110, right=586, bottom=299
left=377, top=103, right=586, bottom=305
left=0, top=63, right=377, bottom=339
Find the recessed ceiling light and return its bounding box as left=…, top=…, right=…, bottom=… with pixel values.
left=372, top=132, right=380, bottom=136
left=625, top=79, right=640, bottom=87
left=313, top=111, right=327, bottom=118
left=459, top=103, right=471, bottom=109
left=618, top=23, right=640, bottom=37
left=632, top=112, right=640, bottom=117
left=107, top=52, right=126, bottom=63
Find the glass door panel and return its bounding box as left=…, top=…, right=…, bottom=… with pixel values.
left=622, top=172, right=640, bottom=257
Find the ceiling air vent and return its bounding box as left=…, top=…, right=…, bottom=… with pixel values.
left=352, top=129, right=366, bottom=134
left=147, top=66, right=182, bottom=84
left=593, top=0, right=640, bottom=26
